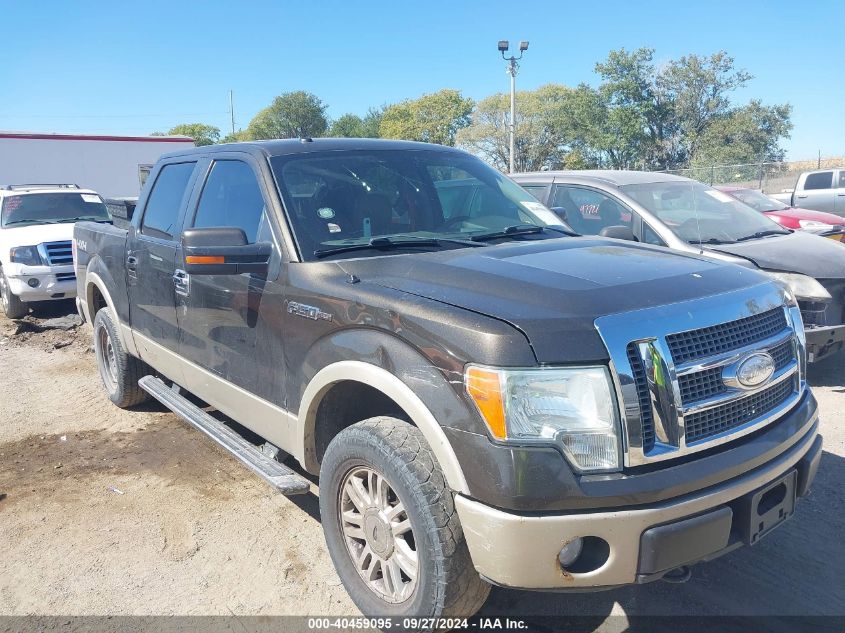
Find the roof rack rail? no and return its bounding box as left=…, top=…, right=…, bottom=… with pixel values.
left=0, top=183, right=81, bottom=191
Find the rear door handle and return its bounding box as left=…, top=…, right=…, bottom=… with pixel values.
left=172, top=269, right=190, bottom=297
left=796, top=194, right=808, bottom=198
left=126, top=254, right=138, bottom=280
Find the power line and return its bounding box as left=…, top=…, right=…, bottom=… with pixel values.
left=0, top=112, right=229, bottom=119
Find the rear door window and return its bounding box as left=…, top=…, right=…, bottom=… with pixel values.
left=551, top=185, right=632, bottom=236
left=192, top=160, right=268, bottom=243
left=804, top=172, right=833, bottom=190
left=141, top=162, right=196, bottom=239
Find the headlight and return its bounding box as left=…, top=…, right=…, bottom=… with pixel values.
left=465, top=365, right=621, bottom=472
left=798, top=219, right=832, bottom=231
left=764, top=271, right=831, bottom=301
left=9, top=245, right=42, bottom=265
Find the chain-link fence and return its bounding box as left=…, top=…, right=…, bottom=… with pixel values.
left=657, top=157, right=845, bottom=194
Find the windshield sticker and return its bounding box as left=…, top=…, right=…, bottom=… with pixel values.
left=80, top=194, right=102, bottom=204
left=327, top=223, right=341, bottom=233
left=317, top=207, right=335, bottom=219
left=4, top=196, right=22, bottom=211
left=522, top=201, right=561, bottom=224
left=704, top=190, right=734, bottom=204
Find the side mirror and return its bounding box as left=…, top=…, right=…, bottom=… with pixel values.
left=599, top=225, right=637, bottom=241
left=181, top=227, right=271, bottom=275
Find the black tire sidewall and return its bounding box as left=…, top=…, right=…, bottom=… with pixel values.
left=320, top=427, right=445, bottom=618
left=93, top=309, right=128, bottom=405
left=0, top=269, right=27, bottom=319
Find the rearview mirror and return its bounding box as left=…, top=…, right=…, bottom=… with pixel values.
left=181, top=227, right=271, bottom=275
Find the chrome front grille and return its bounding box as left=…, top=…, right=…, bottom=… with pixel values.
left=45, top=241, right=73, bottom=265
left=685, top=376, right=797, bottom=444
left=595, top=284, right=806, bottom=467
left=41, top=241, right=73, bottom=265
left=666, top=307, right=787, bottom=364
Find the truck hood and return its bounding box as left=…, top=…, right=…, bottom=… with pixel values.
left=705, top=230, right=845, bottom=279
left=340, top=238, right=771, bottom=363
left=0, top=222, right=75, bottom=249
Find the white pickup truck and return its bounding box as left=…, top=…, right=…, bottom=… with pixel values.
left=0, top=184, right=111, bottom=318
left=770, top=168, right=845, bottom=216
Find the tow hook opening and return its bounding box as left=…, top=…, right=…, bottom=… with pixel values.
left=661, top=565, right=692, bottom=583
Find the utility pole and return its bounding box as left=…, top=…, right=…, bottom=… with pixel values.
left=498, top=40, right=529, bottom=173
left=229, top=90, right=236, bottom=136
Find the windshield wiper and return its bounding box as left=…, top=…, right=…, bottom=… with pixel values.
left=314, top=236, right=443, bottom=259
left=734, top=229, right=791, bottom=242
left=692, top=238, right=737, bottom=245
left=55, top=216, right=111, bottom=223
left=470, top=224, right=548, bottom=242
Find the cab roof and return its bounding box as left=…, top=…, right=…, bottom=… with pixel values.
left=158, top=137, right=468, bottom=161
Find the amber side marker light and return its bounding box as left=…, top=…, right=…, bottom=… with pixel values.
left=185, top=255, right=225, bottom=264
left=465, top=366, right=507, bottom=440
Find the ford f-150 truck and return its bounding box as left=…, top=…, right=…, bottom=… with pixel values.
left=74, top=139, right=822, bottom=619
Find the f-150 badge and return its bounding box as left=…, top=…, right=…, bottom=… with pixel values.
left=287, top=301, right=332, bottom=321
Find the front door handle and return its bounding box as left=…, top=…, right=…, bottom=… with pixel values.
left=172, top=269, right=190, bottom=296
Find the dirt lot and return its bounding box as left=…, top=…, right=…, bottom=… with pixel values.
left=1, top=301, right=844, bottom=620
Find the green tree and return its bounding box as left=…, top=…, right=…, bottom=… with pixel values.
left=458, top=84, right=585, bottom=171
left=219, top=129, right=250, bottom=144
left=591, top=48, right=780, bottom=170
left=329, top=113, right=366, bottom=137
left=246, top=91, right=328, bottom=140
left=154, top=123, right=220, bottom=146
left=379, top=89, right=473, bottom=146
left=691, top=101, right=793, bottom=166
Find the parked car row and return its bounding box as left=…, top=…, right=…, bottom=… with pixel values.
left=513, top=170, right=845, bottom=362
left=717, top=186, right=845, bottom=240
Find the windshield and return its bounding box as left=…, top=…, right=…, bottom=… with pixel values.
left=269, top=149, right=563, bottom=260
left=725, top=188, right=789, bottom=212
left=620, top=180, right=789, bottom=245
left=0, top=192, right=110, bottom=228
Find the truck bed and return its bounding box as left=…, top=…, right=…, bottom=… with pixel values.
left=74, top=221, right=132, bottom=325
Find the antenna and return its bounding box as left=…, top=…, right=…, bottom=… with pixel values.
left=229, top=90, right=236, bottom=136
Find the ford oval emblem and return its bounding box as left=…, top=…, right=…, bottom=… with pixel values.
left=727, top=352, right=776, bottom=390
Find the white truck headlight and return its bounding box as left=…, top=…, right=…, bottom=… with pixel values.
left=465, top=365, right=621, bottom=472
left=764, top=271, right=831, bottom=302
left=10, top=245, right=43, bottom=266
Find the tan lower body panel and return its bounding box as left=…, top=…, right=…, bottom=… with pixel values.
left=456, top=422, right=818, bottom=589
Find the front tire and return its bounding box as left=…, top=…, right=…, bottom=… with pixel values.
left=92, top=308, right=150, bottom=408
left=320, top=417, right=490, bottom=620
left=0, top=269, right=28, bottom=319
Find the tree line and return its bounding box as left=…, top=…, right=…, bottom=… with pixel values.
left=155, top=48, right=792, bottom=173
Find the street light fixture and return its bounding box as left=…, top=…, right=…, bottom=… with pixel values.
left=499, top=39, right=529, bottom=173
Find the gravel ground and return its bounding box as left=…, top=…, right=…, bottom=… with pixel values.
left=1, top=301, right=843, bottom=621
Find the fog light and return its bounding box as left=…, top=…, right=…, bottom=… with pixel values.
left=27, top=278, right=40, bottom=288
left=558, top=538, right=584, bottom=568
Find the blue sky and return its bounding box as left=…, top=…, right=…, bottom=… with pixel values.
left=1, top=0, right=841, bottom=159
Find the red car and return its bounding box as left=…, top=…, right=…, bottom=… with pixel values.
left=718, top=186, right=845, bottom=242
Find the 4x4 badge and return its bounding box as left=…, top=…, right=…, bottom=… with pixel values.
left=287, top=301, right=332, bottom=322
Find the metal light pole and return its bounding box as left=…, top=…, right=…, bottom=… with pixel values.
left=498, top=40, right=529, bottom=173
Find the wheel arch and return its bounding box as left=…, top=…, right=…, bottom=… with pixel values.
left=297, top=360, right=469, bottom=495
left=84, top=269, right=136, bottom=356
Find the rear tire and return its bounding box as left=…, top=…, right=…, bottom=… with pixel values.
left=0, top=269, right=28, bottom=319
left=319, top=417, right=490, bottom=621
left=92, top=308, right=150, bottom=408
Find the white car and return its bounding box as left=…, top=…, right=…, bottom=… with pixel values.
left=0, top=184, right=111, bottom=318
